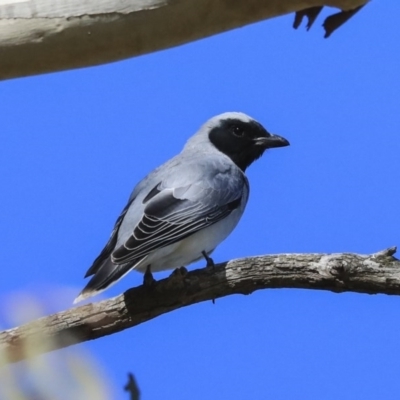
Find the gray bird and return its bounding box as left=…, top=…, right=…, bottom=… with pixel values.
left=74, top=112, right=289, bottom=303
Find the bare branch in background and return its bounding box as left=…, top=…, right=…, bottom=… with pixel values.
left=0, top=0, right=367, bottom=80
left=124, top=373, right=140, bottom=400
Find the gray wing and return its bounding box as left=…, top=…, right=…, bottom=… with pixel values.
left=111, top=176, right=245, bottom=264
left=84, top=196, right=135, bottom=278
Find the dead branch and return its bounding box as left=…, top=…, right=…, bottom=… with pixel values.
left=0, top=247, right=398, bottom=364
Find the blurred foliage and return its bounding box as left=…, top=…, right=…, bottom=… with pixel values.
left=0, top=292, right=112, bottom=400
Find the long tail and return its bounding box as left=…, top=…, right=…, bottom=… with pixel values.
left=73, top=256, right=147, bottom=304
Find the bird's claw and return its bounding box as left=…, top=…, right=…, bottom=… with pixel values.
left=202, top=251, right=215, bottom=269
left=143, top=265, right=156, bottom=287
left=170, top=266, right=188, bottom=278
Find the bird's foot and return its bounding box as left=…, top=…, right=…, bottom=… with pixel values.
left=170, top=266, right=188, bottom=278
left=167, top=267, right=189, bottom=288
left=201, top=252, right=216, bottom=304
left=202, top=251, right=215, bottom=269
left=143, top=265, right=156, bottom=287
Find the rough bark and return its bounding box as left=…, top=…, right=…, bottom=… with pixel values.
left=0, top=0, right=367, bottom=80
left=0, top=247, right=398, bottom=364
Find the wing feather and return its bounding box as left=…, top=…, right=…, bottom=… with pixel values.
left=83, top=196, right=135, bottom=278
left=111, top=183, right=243, bottom=264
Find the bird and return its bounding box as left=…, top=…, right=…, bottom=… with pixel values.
left=74, top=112, right=289, bottom=303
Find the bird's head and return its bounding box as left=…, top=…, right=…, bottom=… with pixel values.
left=196, top=112, right=290, bottom=171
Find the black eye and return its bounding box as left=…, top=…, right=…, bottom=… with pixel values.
left=231, top=125, right=245, bottom=137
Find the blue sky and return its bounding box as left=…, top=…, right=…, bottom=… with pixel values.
left=1, top=2, right=400, bottom=399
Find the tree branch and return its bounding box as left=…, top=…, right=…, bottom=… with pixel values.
left=0, top=0, right=367, bottom=80
left=124, top=373, right=140, bottom=400
left=1, top=247, right=398, bottom=364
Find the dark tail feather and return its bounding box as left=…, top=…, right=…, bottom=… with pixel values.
left=74, top=257, right=141, bottom=303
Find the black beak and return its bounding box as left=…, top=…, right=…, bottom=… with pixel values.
left=254, top=134, right=290, bottom=149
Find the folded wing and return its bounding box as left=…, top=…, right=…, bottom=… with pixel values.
left=112, top=182, right=243, bottom=264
